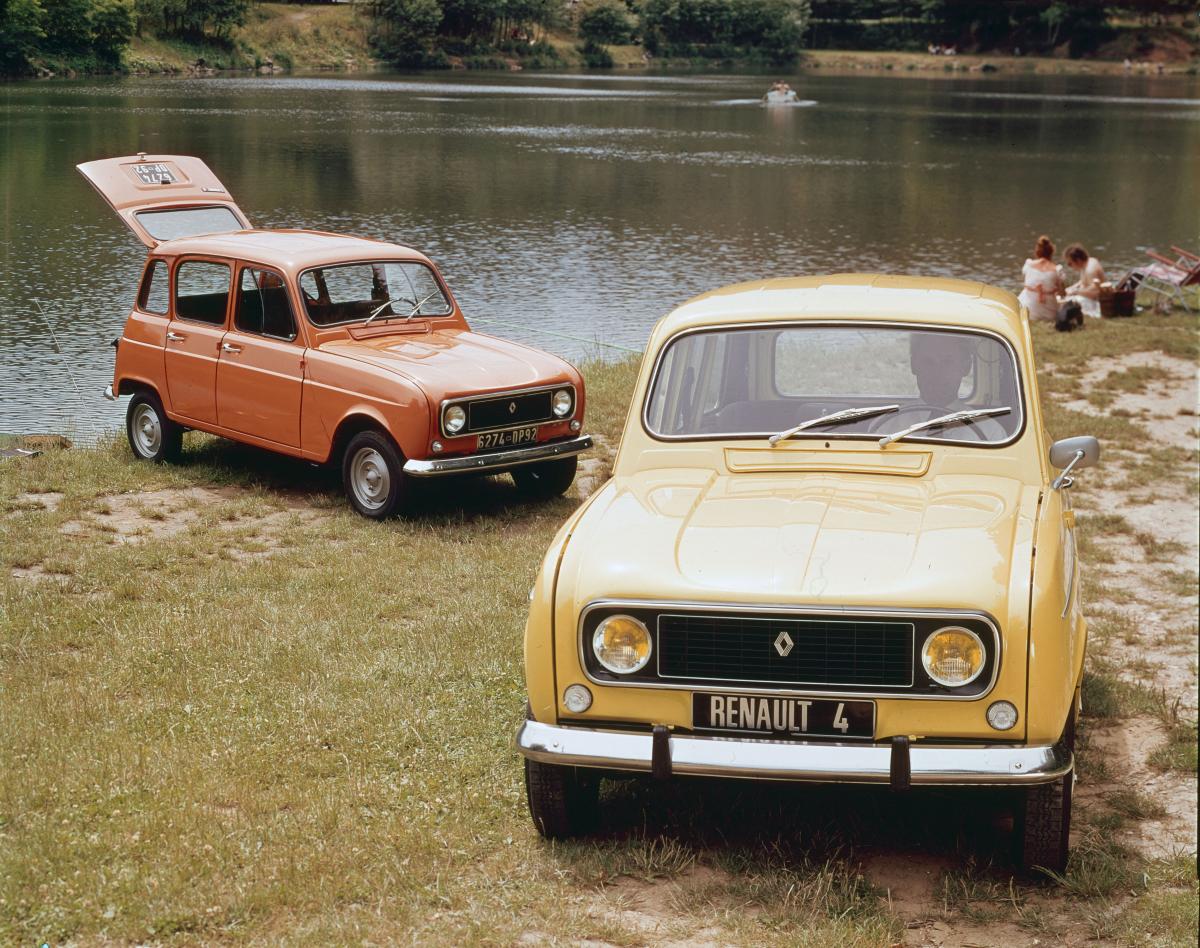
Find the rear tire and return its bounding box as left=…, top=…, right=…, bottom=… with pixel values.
left=1015, top=702, right=1076, bottom=875
left=126, top=391, right=182, bottom=463
left=524, top=758, right=599, bottom=839
left=341, top=430, right=408, bottom=519
left=512, top=456, right=578, bottom=499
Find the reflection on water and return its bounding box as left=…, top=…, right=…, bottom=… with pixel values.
left=0, top=70, right=1196, bottom=439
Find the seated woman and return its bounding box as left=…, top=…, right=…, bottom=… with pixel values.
left=1018, top=235, right=1064, bottom=323
left=1062, top=243, right=1106, bottom=319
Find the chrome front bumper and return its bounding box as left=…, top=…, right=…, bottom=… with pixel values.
left=516, top=720, right=1072, bottom=787
left=403, top=434, right=592, bottom=477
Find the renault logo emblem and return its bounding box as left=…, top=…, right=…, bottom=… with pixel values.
left=773, top=631, right=794, bottom=657
left=508, top=401, right=517, bottom=414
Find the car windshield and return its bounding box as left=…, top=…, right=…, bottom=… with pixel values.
left=644, top=324, right=1023, bottom=445
left=299, top=262, right=453, bottom=326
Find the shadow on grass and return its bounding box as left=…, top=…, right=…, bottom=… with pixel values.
left=177, top=433, right=578, bottom=523
left=566, top=774, right=1020, bottom=874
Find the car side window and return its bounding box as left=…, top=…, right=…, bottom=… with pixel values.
left=236, top=268, right=297, bottom=341
left=175, top=260, right=231, bottom=325
left=139, top=260, right=169, bottom=315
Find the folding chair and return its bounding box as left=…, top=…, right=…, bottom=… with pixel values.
left=1118, top=246, right=1200, bottom=312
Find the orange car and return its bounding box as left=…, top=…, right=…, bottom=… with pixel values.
left=80, top=153, right=591, bottom=518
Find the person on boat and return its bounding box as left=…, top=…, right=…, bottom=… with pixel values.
left=763, top=81, right=799, bottom=105
left=1018, top=235, right=1064, bottom=323
left=1062, top=243, right=1107, bottom=319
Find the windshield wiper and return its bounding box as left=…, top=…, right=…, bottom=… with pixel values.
left=768, top=404, right=900, bottom=446
left=364, top=296, right=416, bottom=327
left=878, top=407, right=1012, bottom=447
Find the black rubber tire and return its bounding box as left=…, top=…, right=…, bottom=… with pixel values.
left=341, top=429, right=408, bottom=520
left=1015, top=702, right=1077, bottom=875
left=512, top=456, right=578, bottom=499
left=125, top=390, right=182, bottom=463
left=524, top=757, right=599, bottom=839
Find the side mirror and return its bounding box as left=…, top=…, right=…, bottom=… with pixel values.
left=1050, top=435, right=1099, bottom=489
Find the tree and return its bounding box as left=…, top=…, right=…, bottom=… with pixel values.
left=41, top=0, right=94, bottom=52
left=578, top=0, right=634, bottom=46
left=0, top=0, right=45, bottom=74
left=92, top=0, right=135, bottom=62
left=370, top=0, right=444, bottom=63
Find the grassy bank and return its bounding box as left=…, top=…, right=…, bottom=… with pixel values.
left=1, top=310, right=1197, bottom=945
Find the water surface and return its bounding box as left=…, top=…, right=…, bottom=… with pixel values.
left=1, top=70, right=1196, bottom=438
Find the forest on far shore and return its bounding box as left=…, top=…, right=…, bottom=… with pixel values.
left=2, top=0, right=1196, bottom=77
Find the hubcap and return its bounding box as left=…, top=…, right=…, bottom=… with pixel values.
left=350, top=447, right=390, bottom=511
left=131, top=403, right=161, bottom=457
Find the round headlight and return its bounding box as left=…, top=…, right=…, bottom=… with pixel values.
left=552, top=388, right=573, bottom=418
left=921, top=626, right=985, bottom=688
left=986, top=701, right=1018, bottom=731
left=444, top=405, right=467, bottom=435
left=592, top=615, right=651, bottom=675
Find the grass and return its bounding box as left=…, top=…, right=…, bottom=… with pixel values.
left=2, top=307, right=1198, bottom=944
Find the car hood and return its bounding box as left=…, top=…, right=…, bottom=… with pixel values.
left=562, top=469, right=1032, bottom=615
left=319, top=328, right=573, bottom=397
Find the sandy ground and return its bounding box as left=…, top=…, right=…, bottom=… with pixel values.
left=9, top=351, right=1196, bottom=945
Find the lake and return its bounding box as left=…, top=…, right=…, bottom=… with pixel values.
left=1, top=69, right=1196, bottom=439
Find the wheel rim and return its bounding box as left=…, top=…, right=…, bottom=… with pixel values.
left=130, top=403, right=162, bottom=457
left=350, top=446, right=390, bottom=511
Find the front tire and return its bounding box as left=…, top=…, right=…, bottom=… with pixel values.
left=524, top=758, right=599, bottom=839
left=126, top=391, right=182, bottom=463
left=342, top=430, right=408, bottom=519
left=1015, top=702, right=1076, bottom=875
left=512, top=456, right=578, bottom=499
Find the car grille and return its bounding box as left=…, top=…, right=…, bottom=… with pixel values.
left=657, top=613, right=914, bottom=688
left=465, top=390, right=555, bottom=433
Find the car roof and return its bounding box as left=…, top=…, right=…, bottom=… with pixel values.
left=152, top=229, right=434, bottom=274
left=656, top=273, right=1026, bottom=343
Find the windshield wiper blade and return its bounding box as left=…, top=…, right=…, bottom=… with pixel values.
left=768, top=404, right=900, bottom=446
left=878, top=407, right=1012, bottom=447
left=364, top=296, right=416, bottom=327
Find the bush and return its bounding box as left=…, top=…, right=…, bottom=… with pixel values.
left=370, top=0, right=444, bottom=65
left=578, top=38, right=614, bottom=66
left=641, top=0, right=810, bottom=65
left=0, top=0, right=45, bottom=74
left=578, top=0, right=634, bottom=46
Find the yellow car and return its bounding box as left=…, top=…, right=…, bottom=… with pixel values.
left=517, top=274, right=1099, bottom=873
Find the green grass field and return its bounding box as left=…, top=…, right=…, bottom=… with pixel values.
left=1, top=311, right=1196, bottom=945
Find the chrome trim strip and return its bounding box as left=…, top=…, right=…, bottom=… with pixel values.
left=403, top=434, right=592, bottom=476
left=516, top=720, right=1071, bottom=786
left=655, top=613, right=916, bottom=689
left=639, top=321, right=1027, bottom=450
left=440, top=383, right=576, bottom=438
left=577, top=600, right=1002, bottom=702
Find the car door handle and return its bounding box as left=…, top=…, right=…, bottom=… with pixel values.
left=166, top=331, right=185, bottom=342
left=221, top=343, right=242, bottom=354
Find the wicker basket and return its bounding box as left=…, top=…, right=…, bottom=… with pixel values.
left=1100, top=286, right=1136, bottom=318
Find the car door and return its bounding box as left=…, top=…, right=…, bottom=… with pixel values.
left=76, top=153, right=251, bottom=249
left=216, top=266, right=305, bottom=447
left=166, top=259, right=231, bottom=425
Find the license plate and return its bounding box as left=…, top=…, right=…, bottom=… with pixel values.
left=692, top=693, right=875, bottom=740
left=477, top=426, right=537, bottom=450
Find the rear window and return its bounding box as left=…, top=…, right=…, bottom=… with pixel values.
left=135, top=206, right=243, bottom=242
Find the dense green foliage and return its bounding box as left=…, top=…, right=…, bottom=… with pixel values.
left=808, top=1, right=1195, bottom=55
left=0, top=0, right=248, bottom=74
left=366, top=0, right=565, bottom=65
left=578, top=0, right=636, bottom=46
left=640, top=0, right=811, bottom=63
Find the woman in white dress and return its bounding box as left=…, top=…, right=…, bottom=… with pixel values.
left=1062, top=243, right=1107, bottom=319
left=1018, top=235, right=1064, bottom=323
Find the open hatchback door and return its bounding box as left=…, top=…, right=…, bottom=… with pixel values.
left=77, top=153, right=251, bottom=249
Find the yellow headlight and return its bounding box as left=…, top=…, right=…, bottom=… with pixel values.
left=593, top=615, right=652, bottom=674
left=921, top=626, right=985, bottom=687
